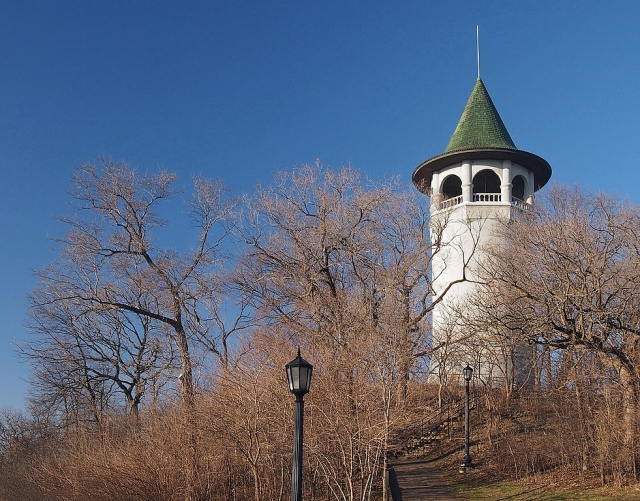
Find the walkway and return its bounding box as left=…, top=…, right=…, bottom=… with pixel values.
left=389, top=459, right=458, bottom=501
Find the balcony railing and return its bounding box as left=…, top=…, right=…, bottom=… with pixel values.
left=439, top=195, right=463, bottom=209
left=511, top=197, right=531, bottom=210
left=473, top=193, right=501, bottom=202
left=436, top=193, right=532, bottom=211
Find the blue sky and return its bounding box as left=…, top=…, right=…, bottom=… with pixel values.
left=1, top=1, right=640, bottom=410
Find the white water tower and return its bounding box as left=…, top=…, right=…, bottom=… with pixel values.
left=413, top=77, right=552, bottom=387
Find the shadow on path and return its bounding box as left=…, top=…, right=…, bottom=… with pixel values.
left=389, top=459, right=458, bottom=501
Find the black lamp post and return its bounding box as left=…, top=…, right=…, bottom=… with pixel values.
left=286, top=348, right=313, bottom=501
left=460, top=364, right=473, bottom=471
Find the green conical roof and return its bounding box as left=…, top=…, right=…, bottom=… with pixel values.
left=444, top=78, right=516, bottom=152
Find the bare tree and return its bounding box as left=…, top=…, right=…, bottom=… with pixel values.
left=475, top=184, right=640, bottom=478
left=0, top=408, right=58, bottom=501
left=203, top=333, right=291, bottom=501
left=26, top=158, right=239, bottom=501
left=235, top=163, right=447, bottom=381
left=24, top=294, right=172, bottom=426
left=234, top=163, right=470, bottom=499
left=30, top=159, right=237, bottom=410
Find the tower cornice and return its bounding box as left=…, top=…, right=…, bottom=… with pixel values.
left=413, top=147, right=551, bottom=194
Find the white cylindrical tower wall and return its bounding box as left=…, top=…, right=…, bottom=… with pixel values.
left=429, top=159, right=534, bottom=387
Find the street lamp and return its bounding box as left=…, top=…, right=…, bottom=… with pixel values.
left=460, top=364, right=473, bottom=472
left=286, top=348, right=313, bottom=501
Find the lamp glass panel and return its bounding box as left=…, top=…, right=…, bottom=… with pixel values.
left=290, top=365, right=301, bottom=391
left=286, top=365, right=294, bottom=391
left=299, top=366, right=312, bottom=392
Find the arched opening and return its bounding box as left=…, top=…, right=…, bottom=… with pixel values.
left=441, top=175, right=462, bottom=198
left=439, top=175, right=462, bottom=209
left=473, top=170, right=501, bottom=193
left=512, top=175, right=526, bottom=201
left=472, top=169, right=501, bottom=202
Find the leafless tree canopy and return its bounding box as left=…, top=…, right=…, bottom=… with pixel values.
left=473, top=184, right=640, bottom=479
left=236, top=163, right=438, bottom=380
left=25, top=159, right=240, bottom=416
left=15, top=161, right=449, bottom=501
left=478, top=185, right=640, bottom=376
left=12, top=161, right=640, bottom=499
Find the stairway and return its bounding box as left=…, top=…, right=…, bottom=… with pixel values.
left=386, top=391, right=487, bottom=500
left=391, top=396, right=470, bottom=458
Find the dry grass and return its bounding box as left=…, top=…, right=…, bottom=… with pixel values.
left=450, top=473, right=640, bottom=501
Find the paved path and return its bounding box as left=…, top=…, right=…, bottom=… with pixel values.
left=389, top=459, right=458, bottom=501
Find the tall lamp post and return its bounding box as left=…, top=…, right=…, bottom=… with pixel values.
left=460, top=364, right=473, bottom=472
left=286, top=348, right=313, bottom=501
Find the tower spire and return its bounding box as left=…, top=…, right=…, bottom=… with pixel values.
left=476, top=25, right=480, bottom=79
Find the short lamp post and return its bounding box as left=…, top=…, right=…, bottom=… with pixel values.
left=460, top=364, right=473, bottom=472
left=286, top=348, right=313, bottom=501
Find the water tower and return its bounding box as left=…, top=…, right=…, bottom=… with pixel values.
left=413, top=77, right=551, bottom=387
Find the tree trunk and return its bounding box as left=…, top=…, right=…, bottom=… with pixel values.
left=251, top=463, right=261, bottom=501
left=174, top=324, right=198, bottom=501
left=572, top=358, right=587, bottom=478
left=620, top=366, right=637, bottom=478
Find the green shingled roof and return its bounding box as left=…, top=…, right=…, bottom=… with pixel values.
left=444, top=78, right=516, bottom=152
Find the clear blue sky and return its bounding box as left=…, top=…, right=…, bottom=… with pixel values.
left=1, top=1, right=639, bottom=410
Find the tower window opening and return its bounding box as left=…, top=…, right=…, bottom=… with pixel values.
left=512, top=175, right=526, bottom=201
left=440, top=175, right=462, bottom=209
left=473, top=169, right=501, bottom=202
